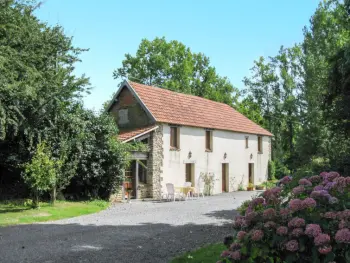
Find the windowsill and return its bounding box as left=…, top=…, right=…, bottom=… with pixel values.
left=246, top=147, right=249, bottom=149
left=170, top=147, right=180, bottom=151
left=205, top=149, right=213, bottom=152
left=258, top=151, right=263, bottom=154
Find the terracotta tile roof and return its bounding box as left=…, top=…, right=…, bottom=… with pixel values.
left=118, top=125, right=157, bottom=142
left=128, top=81, right=273, bottom=136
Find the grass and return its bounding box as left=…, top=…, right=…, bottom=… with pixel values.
left=171, top=243, right=226, bottom=263
left=0, top=199, right=109, bottom=226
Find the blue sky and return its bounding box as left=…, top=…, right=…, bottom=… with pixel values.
left=36, top=0, right=320, bottom=111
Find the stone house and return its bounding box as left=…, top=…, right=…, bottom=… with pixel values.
left=107, top=80, right=273, bottom=200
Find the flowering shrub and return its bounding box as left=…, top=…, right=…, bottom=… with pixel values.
left=218, top=171, right=350, bottom=263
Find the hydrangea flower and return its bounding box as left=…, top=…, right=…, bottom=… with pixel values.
left=229, top=243, right=241, bottom=251
left=305, top=224, right=322, bottom=237
left=288, top=217, right=305, bottom=228
left=339, top=210, right=350, bottom=220
left=292, top=186, right=305, bottom=195
left=335, top=228, right=350, bottom=243
left=322, top=211, right=337, bottom=219
left=263, top=208, right=276, bottom=219
left=233, top=216, right=248, bottom=229
left=221, top=251, right=230, bottom=258
left=291, top=228, right=303, bottom=237
left=245, top=211, right=258, bottom=221
left=318, top=245, right=332, bottom=255
left=314, top=234, right=331, bottom=246
left=299, top=178, right=312, bottom=186
left=279, top=208, right=291, bottom=218
left=251, top=230, right=264, bottom=241
left=309, top=175, right=321, bottom=183
left=289, top=199, right=303, bottom=211
left=251, top=197, right=265, bottom=206
left=228, top=251, right=241, bottom=260
left=285, top=240, right=299, bottom=252
left=313, top=185, right=324, bottom=191
left=264, top=221, right=276, bottom=229
left=277, top=226, right=288, bottom=236
left=280, top=176, right=292, bottom=185
left=236, top=231, right=247, bottom=241
left=302, top=198, right=317, bottom=209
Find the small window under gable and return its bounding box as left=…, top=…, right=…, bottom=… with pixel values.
left=205, top=130, right=213, bottom=151
left=245, top=136, right=249, bottom=148
left=170, top=126, right=180, bottom=149
left=258, top=136, right=263, bottom=153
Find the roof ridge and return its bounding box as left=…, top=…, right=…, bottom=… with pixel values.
left=128, top=80, right=234, bottom=108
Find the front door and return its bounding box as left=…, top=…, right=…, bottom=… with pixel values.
left=185, top=163, right=195, bottom=186
left=248, top=163, right=254, bottom=184
left=222, top=163, right=228, bottom=192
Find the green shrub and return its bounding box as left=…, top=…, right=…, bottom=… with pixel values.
left=275, top=160, right=290, bottom=179
left=268, top=160, right=276, bottom=181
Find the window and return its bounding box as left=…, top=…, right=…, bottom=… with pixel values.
left=245, top=136, right=249, bottom=148
left=205, top=130, right=213, bottom=151
left=258, top=136, right=263, bottom=153
left=170, top=126, right=180, bottom=149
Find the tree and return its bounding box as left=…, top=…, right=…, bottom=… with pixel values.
left=0, top=0, right=89, bottom=170
left=22, top=141, right=59, bottom=207
left=114, top=37, right=240, bottom=106
left=243, top=46, right=303, bottom=175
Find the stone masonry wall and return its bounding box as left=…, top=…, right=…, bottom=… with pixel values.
left=148, top=126, right=163, bottom=199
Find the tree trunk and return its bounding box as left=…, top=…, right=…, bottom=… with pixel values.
left=32, top=189, right=39, bottom=208
left=51, top=186, right=56, bottom=206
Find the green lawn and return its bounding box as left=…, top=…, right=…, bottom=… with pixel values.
left=0, top=199, right=109, bottom=226
left=171, top=243, right=225, bottom=263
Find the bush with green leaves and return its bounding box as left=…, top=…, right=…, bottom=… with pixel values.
left=219, top=171, right=350, bottom=263
left=22, top=142, right=60, bottom=207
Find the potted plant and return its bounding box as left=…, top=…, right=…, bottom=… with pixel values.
left=255, top=184, right=265, bottom=190
left=247, top=183, right=254, bottom=191
left=125, top=188, right=133, bottom=203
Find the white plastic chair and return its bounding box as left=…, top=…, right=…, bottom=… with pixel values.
left=184, top=182, right=192, bottom=199
left=166, top=183, right=183, bottom=201
left=196, top=179, right=205, bottom=198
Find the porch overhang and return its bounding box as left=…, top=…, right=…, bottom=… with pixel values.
left=129, top=151, right=148, bottom=160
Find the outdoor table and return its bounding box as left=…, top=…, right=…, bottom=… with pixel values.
left=175, top=186, right=196, bottom=197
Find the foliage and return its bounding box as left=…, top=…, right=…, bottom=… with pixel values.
left=199, top=172, right=216, bottom=196
left=171, top=243, right=226, bottom=263
left=268, top=160, right=276, bottom=181
left=123, top=141, right=149, bottom=152
left=0, top=1, right=127, bottom=202
left=67, top=110, right=127, bottom=200
left=219, top=171, right=350, bottom=262
left=22, top=142, right=59, bottom=207
left=114, top=37, right=240, bottom=106
left=0, top=199, right=109, bottom=226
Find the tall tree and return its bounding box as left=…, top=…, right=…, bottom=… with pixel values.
left=243, top=46, right=304, bottom=175
left=114, top=37, right=239, bottom=106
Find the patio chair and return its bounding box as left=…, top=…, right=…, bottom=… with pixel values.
left=196, top=179, right=205, bottom=198
left=184, top=182, right=192, bottom=199
left=166, top=183, right=183, bottom=201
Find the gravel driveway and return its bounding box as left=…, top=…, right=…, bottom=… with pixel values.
left=0, top=191, right=257, bottom=263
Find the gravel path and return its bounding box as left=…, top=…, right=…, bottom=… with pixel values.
left=0, top=191, right=257, bottom=263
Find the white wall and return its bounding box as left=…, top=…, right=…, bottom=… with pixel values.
left=161, top=124, right=271, bottom=195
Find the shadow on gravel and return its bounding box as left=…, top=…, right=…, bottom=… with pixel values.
left=0, top=211, right=237, bottom=263
left=204, top=209, right=239, bottom=221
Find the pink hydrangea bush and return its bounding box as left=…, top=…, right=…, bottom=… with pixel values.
left=218, top=172, right=350, bottom=263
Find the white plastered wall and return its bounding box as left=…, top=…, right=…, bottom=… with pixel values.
left=160, top=124, right=271, bottom=195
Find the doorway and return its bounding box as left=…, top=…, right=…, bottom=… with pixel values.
left=222, top=163, right=229, bottom=192
left=248, top=163, right=254, bottom=184
left=185, top=163, right=195, bottom=186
